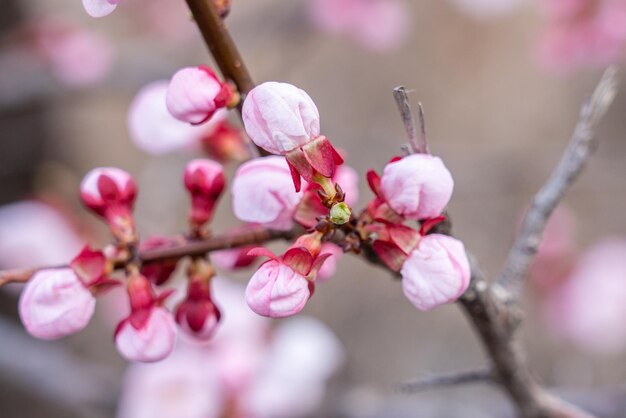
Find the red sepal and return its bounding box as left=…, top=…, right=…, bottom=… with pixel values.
left=282, top=247, right=314, bottom=276
left=308, top=253, right=332, bottom=279
left=70, top=246, right=107, bottom=286
left=367, top=170, right=383, bottom=199
left=247, top=247, right=278, bottom=260
left=419, top=215, right=447, bottom=236
left=372, top=240, right=409, bottom=272
left=389, top=225, right=421, bottom=254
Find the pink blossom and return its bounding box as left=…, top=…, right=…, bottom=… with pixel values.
left=401, top=234, right=470, bottom=311
left=19, top=268, right=96, bottom=340
left=246, top=260, right=311, bottom=318
left=529, top=205, right=577, bottom=291
left=33, top=18, right=114, bottom=88
left=116, top=307, right=178, bottom=362
left=307, top=0, right=410, bottom=52
left=82, top=0, right=118, bottom=18
left=380, top=154, right=454, bottom=220
left=243, top=82, right=343, bottom=191
left=184, top=159, right=225, bottom=227
left=545, top=238, right=626, bottom=354
left=118, top=277, right=342, bottom=418
left=117, top=343, right=223, bottom=418
left=537, top=0, right=626, bottom=72
left=232, top=156, right=303, bottom=230
left=242, top=82, right=320, bottom=155
left=242, top=316, right=344, bottom=418
left=166, top=66, right=236, bottom=125
left=128, top=81, right=207, bottom=155
left=211, top=246, right=258, bottom=271
left=0, top=201, right=83, bottom=269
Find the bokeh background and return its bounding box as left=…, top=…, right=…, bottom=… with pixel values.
left=1, top=0, right=625, bottom=416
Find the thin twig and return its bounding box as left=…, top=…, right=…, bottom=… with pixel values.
left=498, top=67, right=618, bottom=298
left=0, top=226, right=295, bottom=287
left=392, top=86, right=428, bottom=154
left=398, top=368, right=494, bottom=393
left=184, top=0, right=263, bottom=157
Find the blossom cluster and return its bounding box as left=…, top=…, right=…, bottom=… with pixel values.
left=15, top=64, right=473, bottom=363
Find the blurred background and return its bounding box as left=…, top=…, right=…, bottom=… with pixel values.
left=1, top=0, right=625, bottom=416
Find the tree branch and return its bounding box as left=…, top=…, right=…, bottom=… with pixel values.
left=497, top=67, right=618, bottom=298
left=398, top=368, right=494, bottom=393
left=0, top=226, right=295, bottom=287
left=184, top=0, right=264, bottom=157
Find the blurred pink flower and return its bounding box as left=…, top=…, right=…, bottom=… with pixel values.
left=19, top=268, right=96, bottom=340
left=118, top=278, right=343, bottom=418
left=212, top=246, right=258, bottom=271
left=529, top=205, right=578, bottom=290
left=82, top=0, right=118, bottom=18
left=545, top=238, right=626, bottom=354
left=128, top=81, right=209, bottom=155
left=0, top=201, right=83, bottom=269
left=232, top=156, right=304, bottom=230
left=117, top=343, right=223, bottom=418
left=307, top=0, right=411, bottom=52
left=380, top=154, right=454, bottom=221
left=33, top=18, right=114, bottom=87
left=401, top=234, right=470, bottom=311
left=538, top=0, right=626, bottom=72
left=334, top=164, right=360, bottom=207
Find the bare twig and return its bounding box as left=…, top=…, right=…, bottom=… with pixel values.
left=498, top=67, right=618, bottom=298
left=0, top=226, right=295, bottom=287
left=398, top=368, right=494, bottom=393
left=392, top=86, right=428, bottom=154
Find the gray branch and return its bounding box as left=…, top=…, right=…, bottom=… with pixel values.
left=497, top=67, right=618, bottom=298
left=398, top=368, right=494, bottom=393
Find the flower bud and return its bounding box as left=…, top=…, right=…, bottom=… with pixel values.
left=400, top=234, right=470, bottom=311
left=184, top=159, right=226, bottom=228
left=246, top=259, right=311, bottom=318
left=166, top=66, right=237, bottom=125
left=115, top=307, right=178, bottom=362
left=175, top=279, right=221, bottom=341
left=19, top=268, right=96, bottom=340
left=80, top=167, right=137, bottom=215
left=128, top=80, right=205, bottom=155
left=380, top=154, right=454, bottom=220
left=242, top=82, right=320, bottom=155
left=80, top=167, right=137, bottom=243
left=232, top=156, right=303, bottom=230
left=329, top=202, right=351, bottom=225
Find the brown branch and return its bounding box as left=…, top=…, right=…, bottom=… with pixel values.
left=398, top=368, right=494, bottom=393
left=184, top=0, right=265, bottom=157
left=0, top=226, right=295, bottom=287
left=497, top=68, right=618, bottom=299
